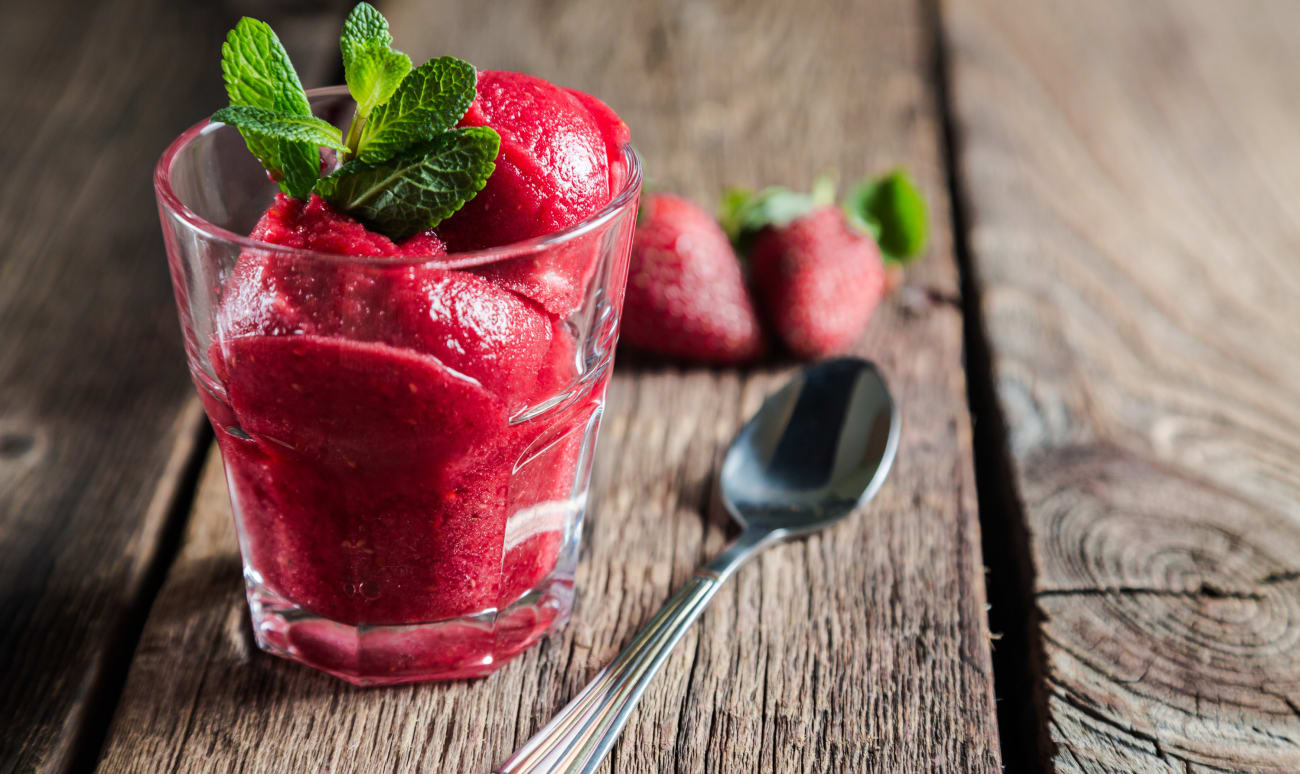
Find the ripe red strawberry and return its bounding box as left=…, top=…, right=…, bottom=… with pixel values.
left=748, top=206, right=885, bottom=359
left=621, top=194, right=765, bottom=363
left=722, top=170, right=925, bottom=359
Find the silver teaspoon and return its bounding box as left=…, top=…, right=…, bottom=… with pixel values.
left=495, top=357, right=900, bottom=774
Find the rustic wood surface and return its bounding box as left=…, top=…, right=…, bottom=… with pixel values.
left=91, top=0, right=1002, bottom=772
left=945, top=0, right=1300, bottom=771
left=10, top=0, right=1299, bottom=771
left=0, top=2, right=347, bottom=772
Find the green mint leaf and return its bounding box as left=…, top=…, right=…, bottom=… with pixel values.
left=340, top=2, right=412, bottom=121
left=356, top=57, right=477, bottom=164
left=844, top=169, right=928, bottom=264
left=315, top=126, right=500, bottom=241
left=719, top=186, right=819, bottom=252
left=221, top=17, right=318, bottom=198
left=266, top=141, right=322, bottom=200
left=221, top=17, right=312, bottom=114
left=212, top=106, right=347, bottom=151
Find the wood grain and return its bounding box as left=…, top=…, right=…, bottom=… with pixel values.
left=944, top=0, right=1300, bottom=770
left=0, top=3, right=349, bottom=771
left=95, top=0, right=1001, bottom=771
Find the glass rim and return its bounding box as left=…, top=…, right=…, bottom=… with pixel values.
left=154, top=85, right=642, bottom=269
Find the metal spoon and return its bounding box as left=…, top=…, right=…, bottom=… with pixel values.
left=495, top=357, right=899, bottom=774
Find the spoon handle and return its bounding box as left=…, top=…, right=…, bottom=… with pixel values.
left=495, top=528, right=775, bottom=774
left=495, top=575, right=718, bottom=773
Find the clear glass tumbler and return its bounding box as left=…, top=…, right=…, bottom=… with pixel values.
left=155, top=87, right=639, bottom=685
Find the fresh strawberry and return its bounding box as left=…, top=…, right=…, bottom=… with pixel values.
left=621, top=193, right=765, bottom=364
left=747, top=206, right=885, bottom=358
left=722, top=170, right=927, bottom=358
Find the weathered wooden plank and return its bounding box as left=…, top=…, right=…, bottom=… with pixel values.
left=96, top=0, right=1001, bottom=771
left=0, top=3, right=351, bottom=771
left=944, top=0, right=1300, bottom=770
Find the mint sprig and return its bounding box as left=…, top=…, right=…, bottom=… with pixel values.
left=220, top=17, right=319, bottom=198
left=843, top=170, right=928, bottom=264
left=340, top=2, right=412, bottom=151
left=315, top=127, right=499, bottom=241
left=214, top=4, right=500, bottom=242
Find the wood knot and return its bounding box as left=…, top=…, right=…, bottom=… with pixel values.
left=0, top=432, right=34, bottom=458
left=1027, top=448, right=1300, bottom=764
left=0, top=423, right=43, bottom=467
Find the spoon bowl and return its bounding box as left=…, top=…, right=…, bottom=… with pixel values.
left=721, top=357, right=899, bottom=535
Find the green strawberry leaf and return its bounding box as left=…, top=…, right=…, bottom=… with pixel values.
left=221, top=17, right=319, bottom=198
left=809, top=172, right=838, bottom=207
left=340, top=2, right=412, bottom=122
left=211, top=106, right=348, bottom=151
left=356, top=57, right=477, bottom=164
left=844, top=169, right=928, bottom=264
left=717, top=187, right=754, bottom=240
left=315, top=126, right=500, bottom=241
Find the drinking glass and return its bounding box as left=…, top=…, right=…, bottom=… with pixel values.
left=155, top=86, right=639, bottom=684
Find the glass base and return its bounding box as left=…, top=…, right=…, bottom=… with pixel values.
left=246, top=570, right=574, bottom=685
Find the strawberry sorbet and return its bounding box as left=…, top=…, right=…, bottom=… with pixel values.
left=199, top=73, right=633, bottom=683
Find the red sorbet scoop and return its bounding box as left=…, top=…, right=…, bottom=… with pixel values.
left=437, top=71, right=631, bottom=315
left=439, top=71, right=614, bottom=251
left=248, top=193, right=450, bottom=258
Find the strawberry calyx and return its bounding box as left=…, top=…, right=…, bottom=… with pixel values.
left=718, top=173, right=836, bottom=253
left=842, top=169, right=928, bottom=265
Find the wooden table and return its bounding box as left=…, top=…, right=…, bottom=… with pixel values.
left=3, top=0, right=1298, bottom=771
